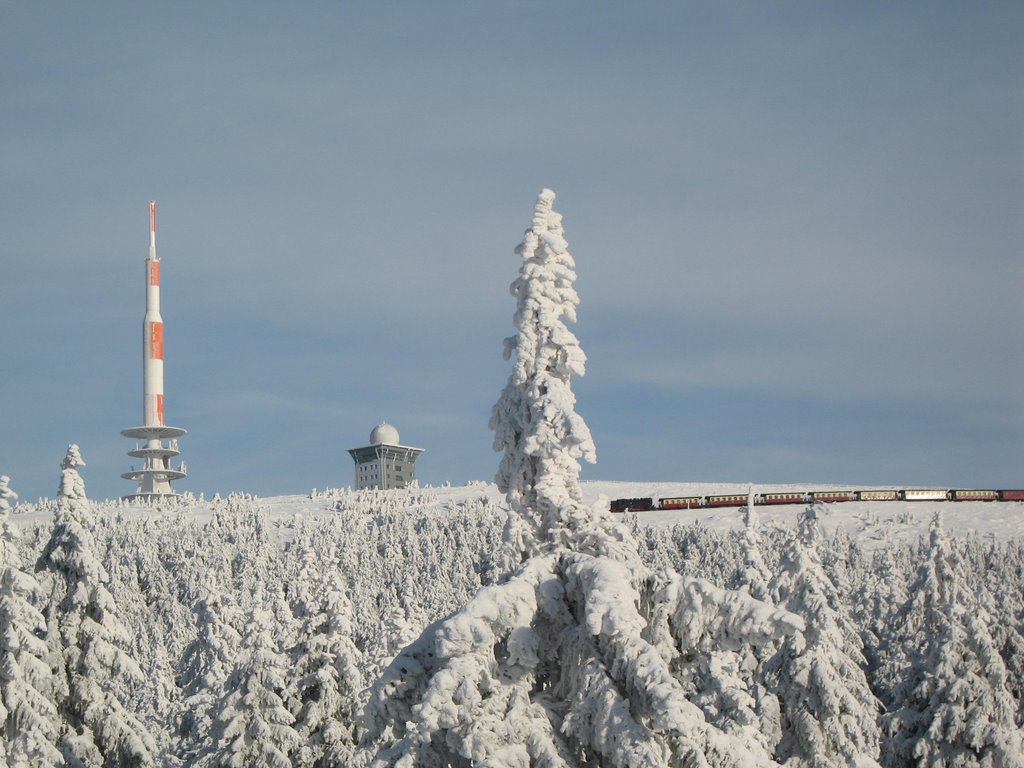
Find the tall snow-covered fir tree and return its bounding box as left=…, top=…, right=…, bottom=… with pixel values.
left=364, top=189, right=802, bottom=768
left=0, top=474, right=62, bottom=766
left=36, top=444, right=157, bottom=767
left=489, top=187, right=601, bottom=558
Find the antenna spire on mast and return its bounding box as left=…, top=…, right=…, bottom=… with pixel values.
left=149, top=200, right=157, bottom=259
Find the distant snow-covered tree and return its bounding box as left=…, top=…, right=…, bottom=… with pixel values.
left=986, top=547, right=1024, bottom=722
left=0, top=474, right=61, bottom=766
left=709, top=498, right=783, bottom=755
left=856, top=540, right=909, bottom=698
left=37, top=444, right=157, bottom=766
left=176, top=590, right=244, bottom=765
left=767, top=506, right=881, bottom=768
left=372, top=585, right=428, bottom=672
left=736, top=493, right=772, bottom=602
left=821, top=527, right=864, bottom=606
left=883, top=515, right=1024, bottom=768
left=288, top=544, right=364, bottom=767
left=204, top=586, right=300, bottom=768
left=999, top=611, right=1024, bottom=725
left=365, top=189, right=802, bottom=768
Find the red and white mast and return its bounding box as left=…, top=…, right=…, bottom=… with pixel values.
left=122, top=201, right=187, bottom=499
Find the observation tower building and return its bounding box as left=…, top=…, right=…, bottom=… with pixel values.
left=121, top=201, right=187, bottom=499
left=348, top=423, right=423, bottom=490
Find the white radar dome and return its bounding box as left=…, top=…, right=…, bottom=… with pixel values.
left=370, top=422, right=400, bottom=445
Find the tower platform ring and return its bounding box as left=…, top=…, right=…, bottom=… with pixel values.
left=121, top=468, right=187, bottom=482
left=121, top=425, right=187, bottom=439
left=127, top=447, right=180, bottom=460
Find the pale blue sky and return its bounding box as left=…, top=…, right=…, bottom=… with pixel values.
left=3, top=2, right=1021, bottom=502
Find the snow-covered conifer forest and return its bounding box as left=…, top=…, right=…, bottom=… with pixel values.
left=2, top=191, right=1022, bottom=766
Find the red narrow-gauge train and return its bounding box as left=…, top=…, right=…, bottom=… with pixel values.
left=660, top=496, right=703, bottom=510
left=857, top=490, right=899, bottom=501
left=810, top=490, right=856, bottom=503
left=949, top=489, right=998, bottom=501
left=902, top=489, right=948, bottom=502
left=609, top=488, right=1024, bottom=512
left=706, top=494, right=749, bottom=507
left=761, top=492, right=807, bottom=505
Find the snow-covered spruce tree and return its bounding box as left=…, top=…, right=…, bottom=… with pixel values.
left=736, top=492, right=771, bottom=602
left=986, top=547, right=1024, bottom=722
left=287, top=544, right=364, bottom=767
left=713, top=497, right=782, bottom=756
left=766, top=506, right=881, bottom=768
left=821, top=527, right=863, bottom=606
left=372, top=584, right=429, bottom=673
left=202, top=585, right=300, bottom=768
left=642, top=568, right=794, bottom=760
left=0, top=475, right=62, bottom=766
left=855, top=539, right=909, bottom=701
left=364, top=189, right=802, bottom=768
left=36, top=444, right=157, bottom=766
left=97, top=505, right=188, bottom=760
left=175, top=590, right=244, bottom=764
left=883, top=515, right=1024, bottom=768
left=489, top=187, right=599, bottom=558
left=999, top=611, right=1024, bottom=725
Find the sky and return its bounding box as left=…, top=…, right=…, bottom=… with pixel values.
left=2, top=2, right=1022, bottom=502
